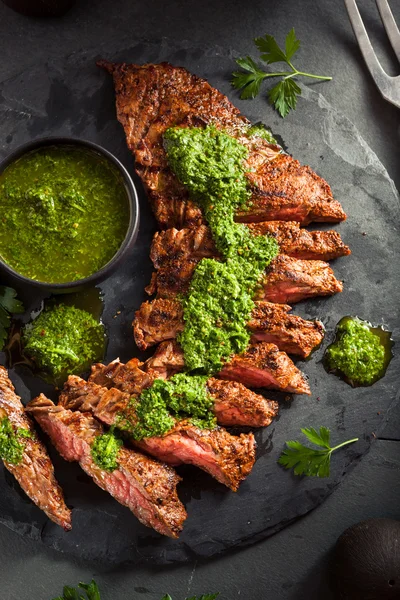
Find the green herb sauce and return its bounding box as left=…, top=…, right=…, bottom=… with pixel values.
left=164, top=125, right=279, bottom=373
left=91, top=427, right=123, bottom=472
left=0, top=145, right=130, bottom=283
left=0, top=416, right=31, bottom=465
left=247, top=123, right=277, bottom=144
left=117, top=374, right=216, bottom=440
left=324, top=317, right=393, bottom=386
left=22, top=304, right=106, bottom=384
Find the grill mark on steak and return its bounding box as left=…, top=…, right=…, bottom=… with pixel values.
left=98, top=60, right=346, bottom=228
left=0, top=367, right=71, bottom=531
left=133, top=298, right=324, bottom=358
left=142, top=340, right=310, bottom=395
left=27, top=394, right=187, bottom=538
left=89, top=361, right=279, bottom=428
left=59, top=376, right=257, bottom=491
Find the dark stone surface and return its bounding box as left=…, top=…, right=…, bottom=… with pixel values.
left=0, top=0, right=399, bottom=596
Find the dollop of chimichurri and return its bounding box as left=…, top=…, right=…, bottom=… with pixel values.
left=22, top=304, right=106, bottom=384
left=324, top=317, right=393, bottom=386
left=0, top=145, right=130, bottom=283
left=91, top=427, right=123, bottom=472
left=117, top=374, right=216, bottom=440
left=0, top=415, right=31, bottom=465
left=164, top=125, right=279, bottom=373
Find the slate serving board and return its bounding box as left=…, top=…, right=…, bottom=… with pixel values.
left=0, top=38, right=399, bottom=565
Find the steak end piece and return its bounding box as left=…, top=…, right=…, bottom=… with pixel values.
left=0, top=367, right=71, bottom=531
left=27, top=394, right=187, bottom=539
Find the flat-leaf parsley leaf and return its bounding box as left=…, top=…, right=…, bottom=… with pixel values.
left=0, top=285, right=24, bottom=349
left=232, top=28, right=331, bottom=117
left=278, top=427, right=358, bottom=477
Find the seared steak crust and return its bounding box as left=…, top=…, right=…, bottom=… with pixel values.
left=89, top=362, right=279, bottom=428
left=27, top=394, right=186, bottom=538
left=98, top=60, right=346, bottom=228
left=134, top=298, right=324, bottom=358
left=0, top=367, right=71, bottom=530
left=59, top=376, right=256, bottom=491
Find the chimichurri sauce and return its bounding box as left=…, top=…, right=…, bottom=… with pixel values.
left=324, top=316, right=393, bottom=387
left=0, top=145, right=130, bottom=283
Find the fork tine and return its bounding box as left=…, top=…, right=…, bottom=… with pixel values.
left=376, top=0, right=400, bottom=62
left=344, top=0, right=400, bottom=108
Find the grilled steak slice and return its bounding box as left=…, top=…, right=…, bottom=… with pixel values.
left=59, top=377, right=256, bottom=491
left=219, top=342, right=311, bottom=394
left=247, top=301, right=324, bottom=357
left=147, top=254, right=342, bottom=302
left=89, top=362, right=279, bottom=428
left=0, top=367, right=71, bottom=530
left=134, top=298, right=324, bottom=358
left=151, top=223, right=350, bottom=266
left=142, top=340, right=310, bottom=395
left=260, top=255, right=343, bottom=304
left=99, top=60, right=346, bottom=228
left=27, top=394, right=186, bottom=538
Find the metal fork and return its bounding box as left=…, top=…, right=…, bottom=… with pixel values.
left=344, top=0, right=400, bottom=108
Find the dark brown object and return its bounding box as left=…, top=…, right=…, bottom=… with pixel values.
left=2, top=0, right=75, bottom=17
left=59, top=376, right=257, bottom=491
left=89, top=360, right=279, bottom=428
left=332, top=518, right=400, bottom=599
left=0, top=366, right=71, bottom=530
left=97, top=60, right=346, bottom=229
left=27, top=394, right=187, bottom=538
left=133, top=297, right=324, bottom=357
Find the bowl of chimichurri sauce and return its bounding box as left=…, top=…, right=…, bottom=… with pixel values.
left=0, top=138, right=139, bottom=291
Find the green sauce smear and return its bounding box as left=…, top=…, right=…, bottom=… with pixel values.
left=164, top=125, right=279, bottom=373
left=0, top=145, right=130, bottom=283
left=324, top=317, right=393, bottom=386
left=91, top=427, right=123, bottom=472
left=0, top=416, right=31, bottom=465
left=118, top=374, right=216, bottom=440
left=23, top=304, right=106, bottom=384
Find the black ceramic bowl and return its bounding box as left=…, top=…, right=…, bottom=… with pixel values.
left=0, top=137, right=140, bottom=293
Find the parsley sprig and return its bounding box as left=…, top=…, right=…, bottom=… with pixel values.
left=231, top=29, right=332, bottom=117
left=53, top=580, right=219, bottom=600
left=0, top=285, right=24, bottom=349
left=278, top=427, right=358, bottom=477
left=52, top=580, right=101, bottom=600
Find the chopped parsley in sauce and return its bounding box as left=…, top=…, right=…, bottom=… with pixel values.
left=324, top=317, right=393, bottom=386
left=164, top=125, right=279, bottom=374
left=0, top=416, right=31, bottom=465
left=23, top=304, right=106, bottom=384
left=91, top=427, right=123, bottom=472
left=0, top=145, right=130, bottom=283
left=117, top=374, right=216, bottom=440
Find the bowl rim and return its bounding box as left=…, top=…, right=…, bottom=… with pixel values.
left=0, top=136, right=140, bottom=290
